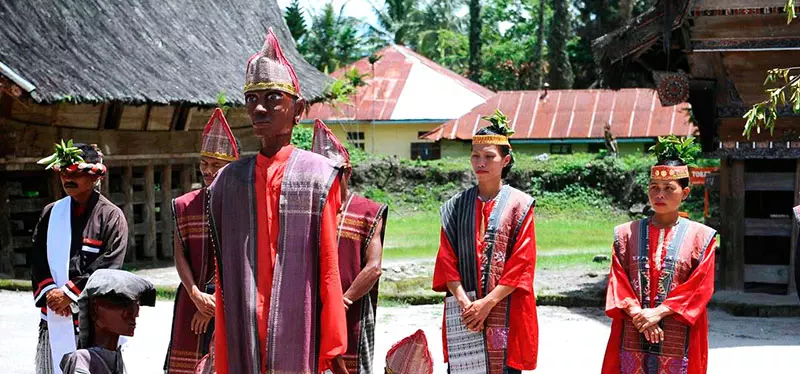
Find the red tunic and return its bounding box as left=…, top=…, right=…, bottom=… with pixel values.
left=432, top=198, right=538, bottom=371
left=213, top=145, right=347, bottom=374
left=602, top=223, right=717, bottom=374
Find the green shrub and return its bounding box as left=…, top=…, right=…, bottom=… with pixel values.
left=536, top=184, right=615, bottom=216
left=347, top=152, right=711, bottom=218
left=290, top=125, right=313, bottom=150
left=363, top=187, right=393, bottom=206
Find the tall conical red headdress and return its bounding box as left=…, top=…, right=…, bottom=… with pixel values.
left=311, top=119, right=350, bottom=167
left=385, top=329, right=434, bottom=374
left=201, top=108, right=239, bottom=162
left=244, top=27, right=301, bottom=97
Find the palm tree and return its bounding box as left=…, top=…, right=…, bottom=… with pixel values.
left=304, top=2, right=364, bottom=73
left=368, top=0, right=422, bottom=46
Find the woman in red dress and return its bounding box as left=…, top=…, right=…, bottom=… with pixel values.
left=432, top=111, right=538, bottom=374
left=602, top=136, right=717, bottom=374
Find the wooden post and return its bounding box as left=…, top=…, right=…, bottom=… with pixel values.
left=48, top=172, right=63, bottom=201
left=144, top=164, right=157, bottom=263
left=161, top=164, right=173, bottom=259
left=101, top=170, right=110, bottom=198
left=0, top=179, right=14, bottom=276
left=790, top=160, right=800, bottom=295
left=122, top=165, right=136, bottom=263
left=719, top=158, right=745, bottom=290
left=180, top=164, right=192, bottom=194
left=191, top=163, right=198, bottom=186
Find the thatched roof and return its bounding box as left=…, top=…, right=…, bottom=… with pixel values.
left=0, top=0, right=330, bottom=105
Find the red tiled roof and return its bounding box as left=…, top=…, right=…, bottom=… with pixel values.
left=424, top=89, right=695, bottom=140
left=307, top=45, right=494, bottom=121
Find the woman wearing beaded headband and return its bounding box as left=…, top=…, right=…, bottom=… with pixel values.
left=602, top=135, right=717, bottom=374
left=432, top=110, right=538, bottom=374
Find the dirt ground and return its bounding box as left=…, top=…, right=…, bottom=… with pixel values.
left=2, top=290, right=798, bottom=373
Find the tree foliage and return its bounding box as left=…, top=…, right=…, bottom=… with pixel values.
left=283, top=0, right=654, bottom=92
left=296, top=2, right=365, bottom=73
left=743, top=67, right=800, bottom=138
left=284, top=0, right=307, bottom=42
left=291, top=125, right=313, bottom=151
left=416, top=0, right=469, bottom=75
left=467, top=0, right=482, bottom=82
left=546, top=0, right=574, bottom=89
left=742, top=0, right=798, bottom=138
left=368, top=0, right=423, bottom=46
left=308, top=67, right=370, bottom=109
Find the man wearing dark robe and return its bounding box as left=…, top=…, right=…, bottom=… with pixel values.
left=31, top=142, right=128, bottom=374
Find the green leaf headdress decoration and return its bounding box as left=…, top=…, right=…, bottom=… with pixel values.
left=37, top=139, right=84, bottom=170
left=481, top=109, right=516, bottom=138
left=648, top=135, right=701, bottom=166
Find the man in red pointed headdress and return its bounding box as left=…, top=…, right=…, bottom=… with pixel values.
left=163, top=108, right=239, bottom=373
left=311, top=120, right=388, bottom=374
left=208, top=29, right=348, bottom=374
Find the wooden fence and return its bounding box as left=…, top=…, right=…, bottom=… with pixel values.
left=0, top=160, right=200, bottom=277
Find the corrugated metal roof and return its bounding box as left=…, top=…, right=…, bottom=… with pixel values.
left=424, top=89, right=695, bottom=140
left=306, top=45, right=494, bottom=121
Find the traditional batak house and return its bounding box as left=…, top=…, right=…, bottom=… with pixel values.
left=593, top=0, right=800, bottom=296
left=0, top=0, right=329, bottom=276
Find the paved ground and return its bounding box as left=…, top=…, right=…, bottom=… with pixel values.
left=2, top=290, right=798, bottom=373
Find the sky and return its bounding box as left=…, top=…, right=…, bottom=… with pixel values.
left=275, top=0, right=379, bottom=27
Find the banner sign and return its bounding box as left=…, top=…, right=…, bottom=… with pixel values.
left=689, top=167, right=718, bottom=186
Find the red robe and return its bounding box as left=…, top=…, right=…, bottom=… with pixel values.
left=602, top=222, right=717, bottom=374
left=432, top=197, right=538, bottom=371
left=213, top=145, right=347, bottom=374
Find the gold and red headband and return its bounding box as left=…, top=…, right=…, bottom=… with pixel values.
left=54, top=162, right=107, bottom=176
left=651, top=165, right=689, bottom=181
left=472, top=134, right=510, bottom=147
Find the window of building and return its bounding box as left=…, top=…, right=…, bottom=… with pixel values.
left=588, top=143, right=604, bottom=153
left=410, top=142, right=441, bottom=160
left=550, top=144, right=572, bottom=155
left=346, top=132, right=365, bottom=150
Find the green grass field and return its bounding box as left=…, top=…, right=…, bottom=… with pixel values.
left=382, top=208, right=627, bottom=261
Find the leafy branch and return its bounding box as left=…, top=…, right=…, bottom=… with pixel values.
left=742, top=67, right=800, bottom=138
left=742, top=0, right=799, bottom=138
left=786, top=0, right=797, bottom=24
left=649, top=135, right=701, bottom=166
left=216, top=91, right=231, bottom=111
left=308, top=67, right=370, bottom=111
left=481, top=109, right=515, bottom=137
left=37, top=139, right=83, bottom=170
